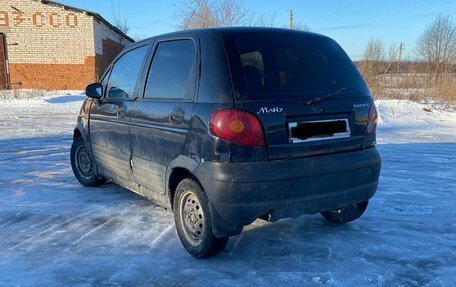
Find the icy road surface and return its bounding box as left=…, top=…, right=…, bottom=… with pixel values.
left=0, top=93, right=455, bottom=286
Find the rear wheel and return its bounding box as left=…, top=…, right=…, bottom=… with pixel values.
left=70, top=137, right=105, bottom=187
left=173, top=178, right=228, bottom=258
left=321, top=200, right=369, bottom=224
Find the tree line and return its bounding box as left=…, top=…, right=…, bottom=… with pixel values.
left=358, top=15, right=456, bottom=106
left=111, top=1, right=455, bottom=106
left=174, top=0, right=309, bottom=30
left=359, top=15, right=456, bottom=82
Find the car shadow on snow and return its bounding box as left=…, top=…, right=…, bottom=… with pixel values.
left=45, top=94, right=86, bottom=104
left=1, top=136, right=455, bottom=286
left=212, top=142, right=455, bottom=281
left=229, top=142, right=455, bottom=243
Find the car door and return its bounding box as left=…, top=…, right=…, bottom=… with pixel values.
left=89, top=44, right=150, bottom=181
left=129, top=38, right=198, bottom=194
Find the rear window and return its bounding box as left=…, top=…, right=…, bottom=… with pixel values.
left=223, top=32, right=367, bottom=100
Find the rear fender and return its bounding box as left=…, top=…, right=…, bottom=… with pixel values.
left=165, top=155, right=243, bottom=237
left=165, top=155, right=200, bottom=209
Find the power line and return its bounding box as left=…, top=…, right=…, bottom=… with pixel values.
left=384, top=42, right=405, bottom=74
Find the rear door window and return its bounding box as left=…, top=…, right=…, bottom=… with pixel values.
left=106, top=45, right=149, bottom=99
left=144, top=39, right=196, bottom=100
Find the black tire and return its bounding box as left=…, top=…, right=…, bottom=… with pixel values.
left=173, top=178, right=229, bottom=258
left=321, top=200, right=369, bottom=224
left=70, top=137, right=105, bottom=187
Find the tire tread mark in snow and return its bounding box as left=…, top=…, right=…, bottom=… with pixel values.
left=8, top=210, right=94, bottom=250
left=0, top=148, right=69, bottom=162
left=0, top=146, right=65, bottom=156
left=150, top=225, right=174, bottom=249
left=69, top=213, right=128, bottom=248
left=0, top=212, right=27, bottom=227
left=70, top=220, right=112, bottom=247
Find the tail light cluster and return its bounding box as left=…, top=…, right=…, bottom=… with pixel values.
left=210, top=109, right=265, bottom=147
left=366, top=104, right=378, bottom=135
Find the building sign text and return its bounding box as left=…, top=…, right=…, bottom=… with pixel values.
left=0, top=11, right=78, bottom=28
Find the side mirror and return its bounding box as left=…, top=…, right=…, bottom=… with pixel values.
left=85, top=83, right=103, bottom=99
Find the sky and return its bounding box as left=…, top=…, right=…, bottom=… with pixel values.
left=57, top=0, right=456, bottom=60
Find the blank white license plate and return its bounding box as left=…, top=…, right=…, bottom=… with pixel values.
left=288, top=119, right=351, bottom=143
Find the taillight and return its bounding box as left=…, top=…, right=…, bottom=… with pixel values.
left=366, top=104, right=378, bottom=135
left=209, top=109, right=265, bottom=147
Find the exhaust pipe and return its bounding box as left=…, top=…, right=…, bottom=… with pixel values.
left=259, top=213, right=272, bottom=221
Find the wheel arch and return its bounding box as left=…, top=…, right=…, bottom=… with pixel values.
left=73, top=128, right=82, bottom=139
left=73, top=123, right=89, bottom=142
left=166, top=156, right=243, bottom=238
left=73, top=123, right=99, bottom=175
left=166, top=155, right=200, bottom=211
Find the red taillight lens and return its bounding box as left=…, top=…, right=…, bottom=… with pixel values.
left=366, top=104, right=378, bottom=135
left=210, top=109, right=265, bottom=147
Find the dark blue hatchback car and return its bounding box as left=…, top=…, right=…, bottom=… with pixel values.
left=71, top=27, right=381, bottom=258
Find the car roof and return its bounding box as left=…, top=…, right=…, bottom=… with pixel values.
left=133, top=27, right=329, bottom=46
left=213, top=26, right=326, bottom=37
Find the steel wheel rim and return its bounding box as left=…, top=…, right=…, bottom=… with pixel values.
left=75, top=145, right=94, bottom=180
left=178, top=190, right=205, bottom=246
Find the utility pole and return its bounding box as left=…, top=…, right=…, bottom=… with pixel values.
left=396, top=42, right=404, bottom=75
left=290, top=10, right=293, bottom=29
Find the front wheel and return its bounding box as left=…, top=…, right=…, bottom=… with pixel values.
left=173, top=178, right=228, bottom=258
left=321, top=200, right=369, bottom=224
left=70, top=137, right=105, bottom=187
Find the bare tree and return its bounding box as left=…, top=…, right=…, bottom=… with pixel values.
left=216, top=0, right=251, bottom=27
left=175, top=1, right=310, bottom=30
left=387, top=44, right=398, bottom=64
left=358, top=38, right=386, bottom=97
left=248, top=12, right=278, bottom=27
left=180, top=0, right=217, bottom=29
left=175, top=0, right=250, bottom=30
left=364, top=38, right=385, bottom=63
left=293, top=22, right=311, bottom=31
left=248, top=12, right=310, bottom=30
left=361, top=38, right=386, bottom=76
left=282, top=22, right=311, bottom=31
left=383, top=43, right=400, bottom=74
left=109, top=0, right=130, bottom=35
left=416, top=14, right=456, bottom=81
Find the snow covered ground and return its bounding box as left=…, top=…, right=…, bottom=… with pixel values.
left=0, top=92, right=455, bottom=286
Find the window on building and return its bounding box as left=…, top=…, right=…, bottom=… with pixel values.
left=106, top=45, right=148, bottom=99
left=144, top=40, right=196, bottom=100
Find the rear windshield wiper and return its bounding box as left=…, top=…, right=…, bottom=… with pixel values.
left=306, top=87, right=346, bottom=106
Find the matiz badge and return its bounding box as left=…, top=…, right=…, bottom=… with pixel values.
left=257, top=107, right=283, bottom=114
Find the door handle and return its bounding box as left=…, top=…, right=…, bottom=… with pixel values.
left=170, top=112, right=184, bottom=123
left=116, top=107, right=126, bottom=118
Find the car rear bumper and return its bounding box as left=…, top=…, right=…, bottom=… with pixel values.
left=194, top=147, right=381, bottom=237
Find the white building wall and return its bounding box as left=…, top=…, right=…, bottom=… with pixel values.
left=0, top=0, right=95, bottom=65
left=93, top=19, right=132, bottom=56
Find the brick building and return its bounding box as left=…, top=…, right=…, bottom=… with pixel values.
left=0, top=0, right=134, bottom=90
